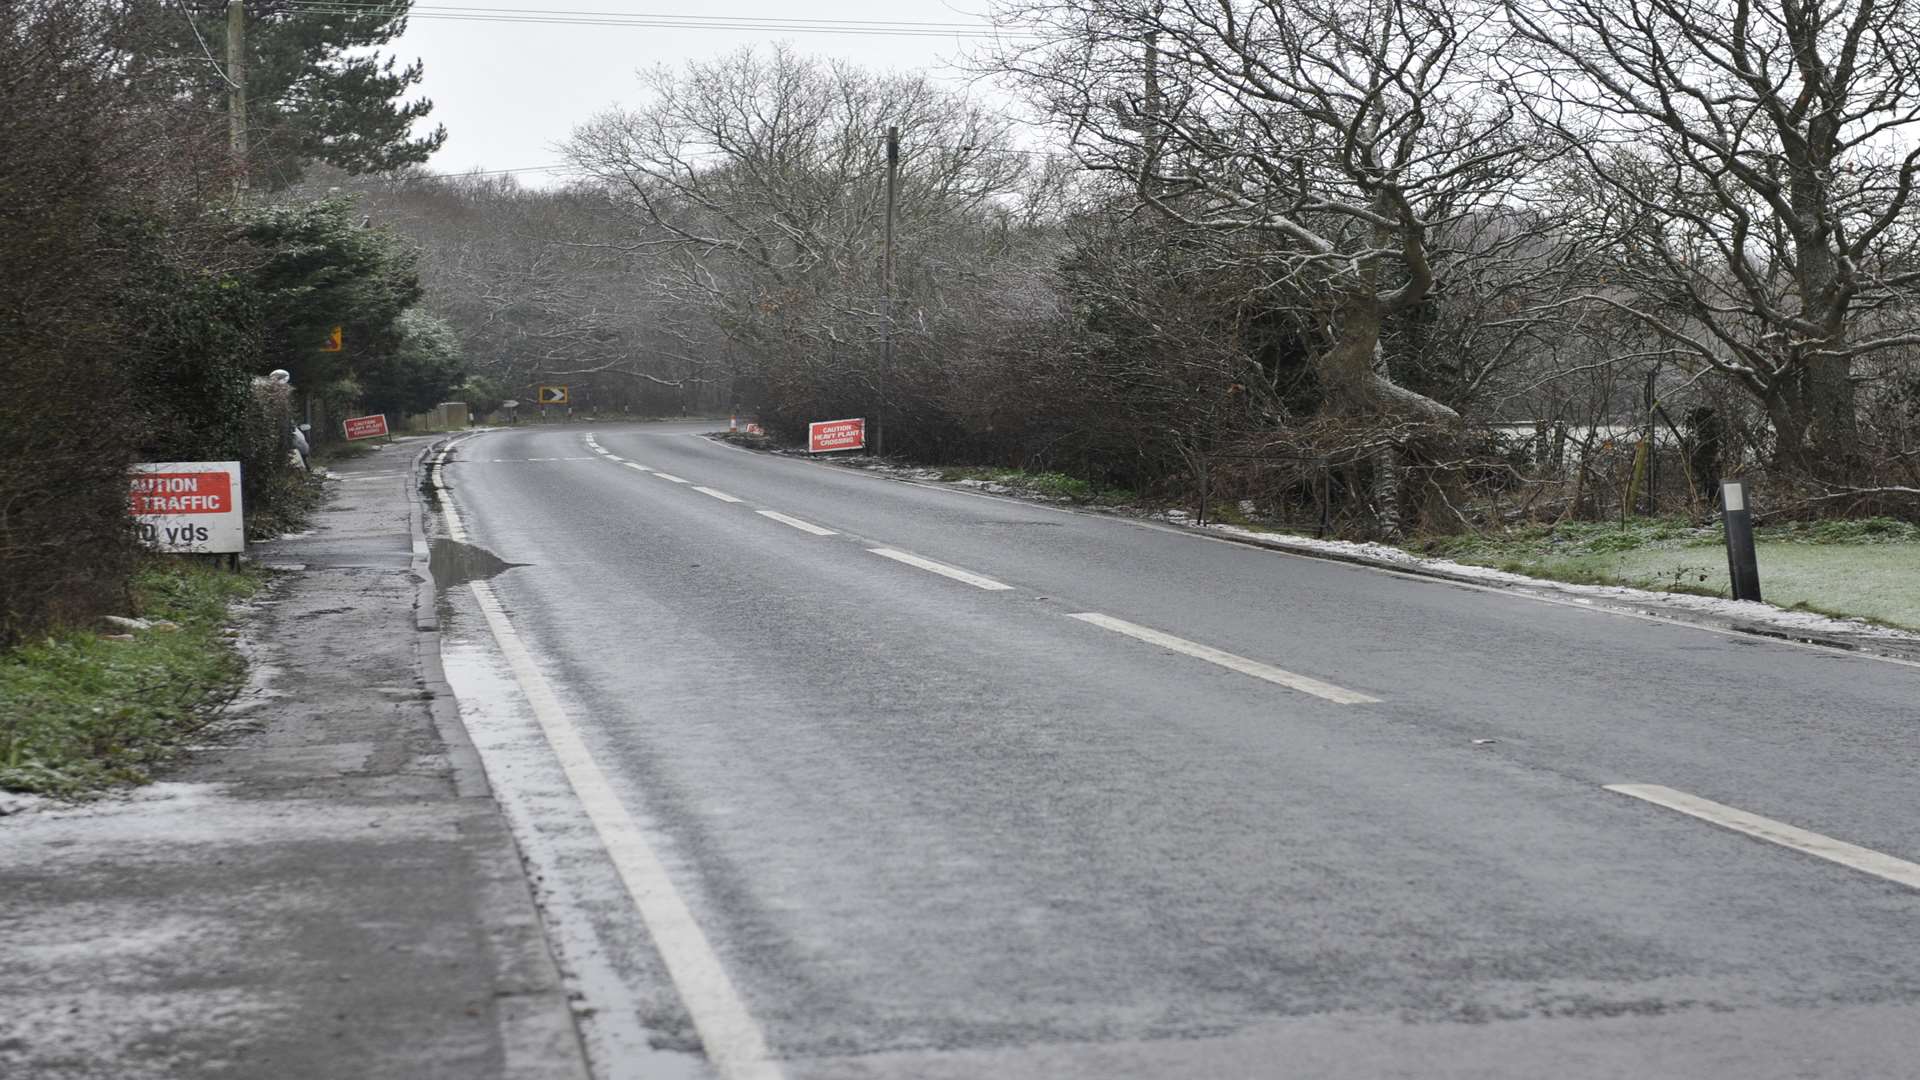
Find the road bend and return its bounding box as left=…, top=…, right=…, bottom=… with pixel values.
left=428, top=420, right=1920, bottom=1080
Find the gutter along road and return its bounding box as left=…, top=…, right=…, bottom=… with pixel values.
left=430, top=420, right=1920, bottom=1080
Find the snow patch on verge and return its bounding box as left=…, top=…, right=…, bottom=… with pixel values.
left=1184, top=516, right=1920, bottom=644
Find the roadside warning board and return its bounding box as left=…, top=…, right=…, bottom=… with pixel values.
left=538, top=385, right=570, bottom=405
left=808, top=417, right=866, bottom=453
left=130, top=462, right=244, bottom=554
left=343, top=414, right=389, bottom=440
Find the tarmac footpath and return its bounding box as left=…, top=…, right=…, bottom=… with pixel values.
left=0, top=436, right=588, bottom=1080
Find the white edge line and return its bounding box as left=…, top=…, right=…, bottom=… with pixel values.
left=756, top=510, right=836, bottom=536
left=694, top=486, right=744, bottom=503
left=1067, top=612, right=1379, bottom=705
left=867, top=548, right=1013, bottom=591
left=1605, top=783, right=1920, bottom=891
left=430, top=445, right=782, bottom=1080
left=653, top=472, right=690, bottom=484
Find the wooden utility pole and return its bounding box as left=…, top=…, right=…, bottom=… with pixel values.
left=879, top=125, right=899, bottom=457
left=227, top=0, right=248, bottom=194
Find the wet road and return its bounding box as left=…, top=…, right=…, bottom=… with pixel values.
left=430, top=420, right=1920, bottom=1079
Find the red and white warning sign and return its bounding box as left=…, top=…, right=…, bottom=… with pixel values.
left=343, top=413, right=390, bottom=441
left=808, top=417, right=866, bottom=453
left=130, top=461, right=244, bottom=554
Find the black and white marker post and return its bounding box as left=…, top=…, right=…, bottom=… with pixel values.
left=1721, top=480, right=1763, bottom=602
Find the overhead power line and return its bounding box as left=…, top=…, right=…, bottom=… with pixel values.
left=280, top=2, right=1031, bottom=38
left=299, top=1, right=988, bottom=28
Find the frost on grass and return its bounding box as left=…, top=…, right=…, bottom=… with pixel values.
left=1195, top=521, right=1920, bottom=640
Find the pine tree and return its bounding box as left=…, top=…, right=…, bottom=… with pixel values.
left=133, top=1, right=446, bottom=188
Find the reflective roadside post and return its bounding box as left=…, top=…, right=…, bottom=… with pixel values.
left=1721, top=480, right=1762, bottom=602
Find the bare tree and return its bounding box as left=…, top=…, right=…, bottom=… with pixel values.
left=562, top=46, right=1034, bottom=431
left=992, top=0, right=1549, bottom=425
left=1506, top=0, right=1920, bottom=479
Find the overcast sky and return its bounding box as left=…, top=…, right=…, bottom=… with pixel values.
left=387, top=1, right=1019, bottom=181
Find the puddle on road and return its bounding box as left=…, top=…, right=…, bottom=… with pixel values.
left=429, top=537, right=523, bottom=591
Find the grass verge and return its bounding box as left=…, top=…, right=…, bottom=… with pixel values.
left=1404, top=517, right=1920, bottom=630
left=0, top=559, right=265, bottom=796
left=933, top=465, right=1137, bottom=506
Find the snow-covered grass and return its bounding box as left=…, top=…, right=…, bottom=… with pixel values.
left=1390, top=516, right=1920, bottom=632
left=1598, top=543, right=1920, bottom=630
left=1185, top=517, right=1920, bottom=643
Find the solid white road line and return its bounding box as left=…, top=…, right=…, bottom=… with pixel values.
left=867, top=548, right=1013, bottom=591
left=468, top=586, right=782, bottom=1080
left=1066, top=613, right=1380, bottom=705
left=622, top=462, right=652, bottom=472
left=654, top=472, right=691, bottom=484
left=1605, top=784, right=1920, bottom=891
left=694, top=486, right=744, bottom=503
left=756, top=510, right=836, bottom=536
left=430, top=448, right=782, bottom=1080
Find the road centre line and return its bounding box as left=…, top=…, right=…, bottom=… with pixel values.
left=867, top=548, right=1014, bottom=591
left=756, top=510, right=836, bottom=536
left=653, top=472, right=691, bottom=484
left=1067, top=612, right=1380, bottom=704
left=694, top=486, right=744, bottom=503
left=429, top=446, right=782, bottom=1080
left=1605, top=784, right=1920, bottom=891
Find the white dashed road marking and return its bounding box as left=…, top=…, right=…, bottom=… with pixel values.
left=867, top=548, right=1014, bottom=591
left=1066, top=613, right=1380, bottom=704
left=756, top=511, right=836, bottom=536
left=623, top=462, right=653, bottom=473
left=694, top=486, right=743, bottom=503
left=654, top=472, right=690, bottom=484
left=1606, top=784, right=1920, bottom=891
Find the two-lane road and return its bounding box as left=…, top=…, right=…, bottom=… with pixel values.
left=429, top=420, right=1920, bottom=1079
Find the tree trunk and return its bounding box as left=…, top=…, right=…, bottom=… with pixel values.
left=1317, top=296, right=1459, bottom=423
left=1788, top=169, right=1858, bottom=479
left=1765, top=381, right=1812, bottom=474
left=1372, top=446, right=1401, bottom=539
left=1319, top=297, right=1387, bottom=413
left=1804, top=351, right=1858, bottom=477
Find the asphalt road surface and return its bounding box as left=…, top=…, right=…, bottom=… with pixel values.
left=429, top=420, right=1920, bottom=1080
